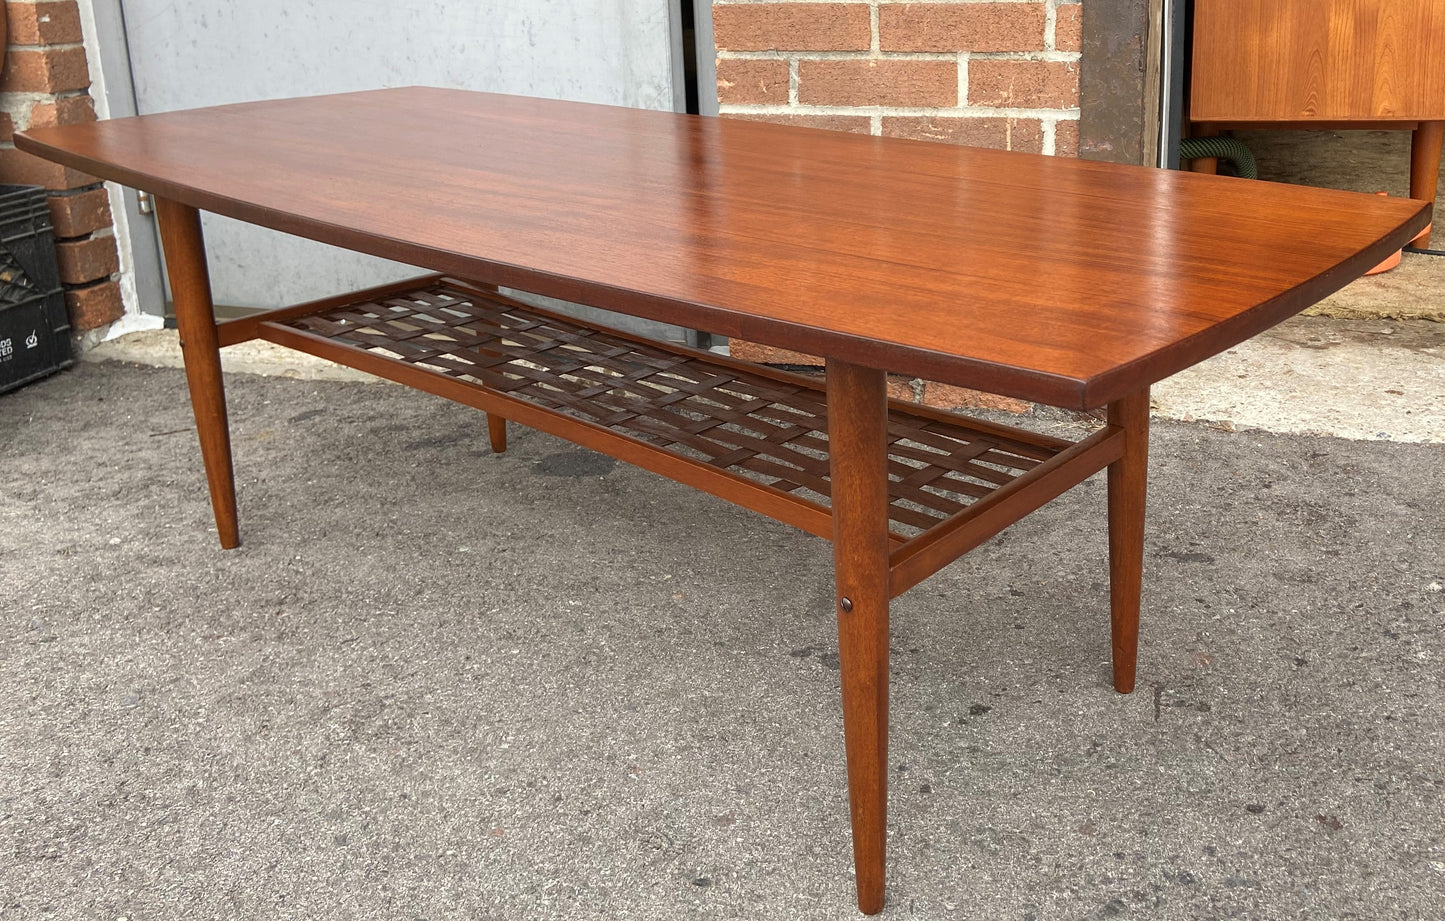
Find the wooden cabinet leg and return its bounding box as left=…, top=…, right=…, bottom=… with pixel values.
left=1106, top=387, right=1150, bottom=694
left=154, top=197, right=240, bottom=550
left=825, top=359, right=890, bottom=915
left=1409, top=121, right=1442, bottom=248
left=487, top=414, right=507, bottom=453
left=1185, top=125, right=1220, bottom=175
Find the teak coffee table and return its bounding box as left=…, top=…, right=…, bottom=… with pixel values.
left=17, top=88, right=1428, bottom=913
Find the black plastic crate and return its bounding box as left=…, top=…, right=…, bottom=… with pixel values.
left=0, top=183, right=72, bottom=395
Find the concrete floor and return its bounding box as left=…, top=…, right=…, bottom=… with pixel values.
left=3, top=358, right=1443, bottom=920
left=1152, top=315, right=1443, bottom=444
left=1310, top=253, right=1445, bottom=323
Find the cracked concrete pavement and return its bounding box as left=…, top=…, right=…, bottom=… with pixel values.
left=2, top=354, right=1442, bottom=919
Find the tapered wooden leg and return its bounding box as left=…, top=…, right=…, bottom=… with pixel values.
left=487, top=414, right=507, bottom=453
left=825, top=359, right=890, bottom=915
left=1409, top=121, right=1442, bottom=247
left=154, top=197, right=239, bottom=550
left=1106, top=387, right=1150, bottom=694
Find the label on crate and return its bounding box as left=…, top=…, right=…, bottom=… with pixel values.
left=0, top=293, right=72, bottom=394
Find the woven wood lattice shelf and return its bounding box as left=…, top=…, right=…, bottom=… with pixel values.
left=261, top=279, right=1079, bottom=547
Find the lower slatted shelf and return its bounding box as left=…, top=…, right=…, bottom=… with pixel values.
left=254, top=277, right=1084, bottom=550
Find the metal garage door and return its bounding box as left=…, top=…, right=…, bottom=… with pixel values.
left=102, top=0, right=697, bottom=341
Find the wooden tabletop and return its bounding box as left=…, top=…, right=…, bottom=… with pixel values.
left=17, top=87, right=1429, bottom=409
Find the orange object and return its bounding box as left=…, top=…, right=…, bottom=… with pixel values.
left=1365, top=248, right=1401, bottom=275
left=1364, top=192, right=1413, bottom=274
left=1410, top=222, right=1435, bottom=249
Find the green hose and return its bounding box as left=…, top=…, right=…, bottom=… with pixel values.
left=1179, top=136, right=1258, bottom=179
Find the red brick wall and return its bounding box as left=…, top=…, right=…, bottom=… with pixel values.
left=713, top=1, right=1080, bottom=411
left=714, top=1, right=1082, bottom=156
left=0, top=0, right=124, bottom=332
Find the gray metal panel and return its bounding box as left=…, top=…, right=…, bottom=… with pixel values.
left=1160, top=0, right=1186, bottom=169
left=118, top=0, right=682, bottom=339
left=122, top=0, right=676, bottom=114
left=693, top=0, right=718, bottom=117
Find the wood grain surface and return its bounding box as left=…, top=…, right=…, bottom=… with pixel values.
left=1192, top=0, right=1445, bottom=122
left=16, top=87, right=1430, bottom=408
left=825, top=359, right=892, bottom=914
left=154, top=197, right=239, bottom=550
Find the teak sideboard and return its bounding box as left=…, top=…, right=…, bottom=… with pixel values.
left=1190, top=0, right=1445, bottom=245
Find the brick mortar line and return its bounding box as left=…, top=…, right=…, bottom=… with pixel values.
left=711, top=0, right=1048, bottom=5
left=59, top=226, right=116, bottom=242
left=717, top=50, right=1081, bottom=62
left=971, top=50, right=1079, bottom=62
left=957, top=52, right=968, bottom=111
left=869, top=1, right=880, bottom=55
left=63, top=275, right=120, bottom=291
left=721, top=103, right=1080, bottom=118
left=720, top=50, right=958, bottom=61
left=0, top=89, right=90, bottom=107
left=48, top=185, right=107, bottom=198
left=54, top=232, right=112, bottom=245
left=9, top=42, right=86, bottom=53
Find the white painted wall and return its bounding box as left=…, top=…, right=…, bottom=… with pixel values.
left=115, top=0, right=678, bottom=311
